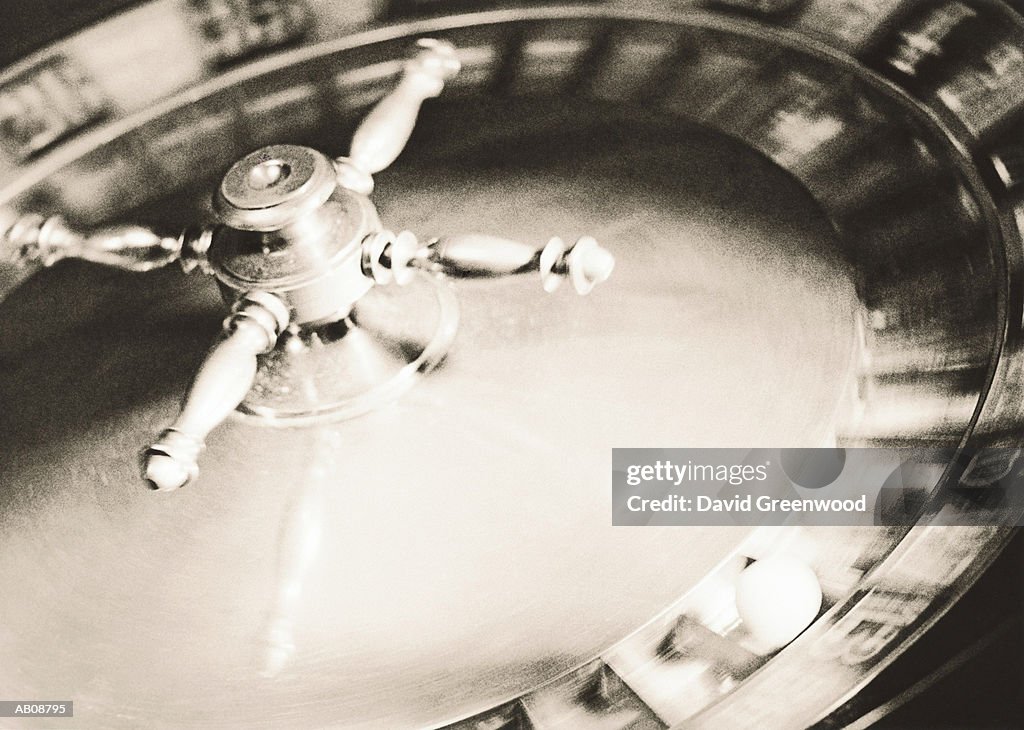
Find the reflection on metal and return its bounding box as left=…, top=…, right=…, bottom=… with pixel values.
left=815, top=586, right=932, bottom=666
left=885, top=2, right=976, bottom=78
left=521, top=660, right=665, bottom=728
left=508, top=20, right=600, bottom=96
left=714, top=0, right=803, bottom=15
left=583, top=23, right=683, bottom=102
left=662, top=29, right=766, bottom=121
left=992, top=145, right=1024, bottom=197
left=730, top=67, right=848, bottom=168
left=186, top=0, right=312, bottom=65
left=935, top=35, right=1024, bottom=137
left=662, top=614, right=763, bottom=678
left=787, top=0, right=910, bottom=53
left=261, top=429, right=329, bottom=677
left=0, top=56, right=108, bottom=163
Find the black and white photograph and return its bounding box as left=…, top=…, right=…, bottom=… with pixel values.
left=1, top=0, right=1023, bottom=727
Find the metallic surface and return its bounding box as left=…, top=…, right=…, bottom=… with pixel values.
left=216, top=144, right=339, bottom=223
left=0, top=1, right=1023, bottom=728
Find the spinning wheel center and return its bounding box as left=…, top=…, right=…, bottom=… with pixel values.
left=215, top=144, right=340, bottom=231
left=247, top=159, right=291, bottom=190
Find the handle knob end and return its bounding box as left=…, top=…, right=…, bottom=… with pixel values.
left=141, top=428, right=203, bottom=492
left=407, top=38, right=461, bottom=84
left=143, top=454, right=193, bottom=493
left=541, top=236, right=615, bottom=294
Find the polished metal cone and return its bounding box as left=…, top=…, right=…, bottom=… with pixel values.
left=239, top=274, right=459, bottom=425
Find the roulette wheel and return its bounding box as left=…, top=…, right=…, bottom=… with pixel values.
left=1, top=0, right=1023, bottom=727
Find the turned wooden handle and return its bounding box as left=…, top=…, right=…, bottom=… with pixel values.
left=142, top=292, right=290, bottom=492
left=425, top=233, right=615, bottom=294
left=347, top=39, right=460, bottom=176
left=1, top=214, right=182, bottom=271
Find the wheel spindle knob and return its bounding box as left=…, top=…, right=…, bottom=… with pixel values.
left=142, top=292, right=290, bottom=491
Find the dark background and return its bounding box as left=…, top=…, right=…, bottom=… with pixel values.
left=0, top=1, right=139, bottom=69
left=824, top=530, right=1024, bottom=728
